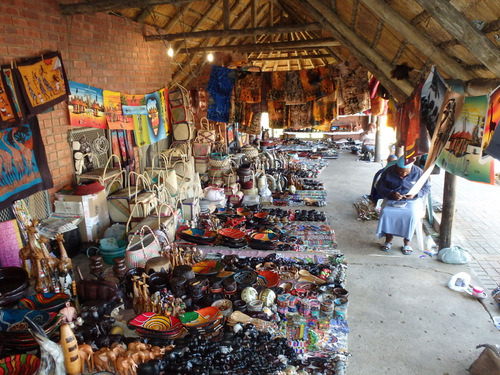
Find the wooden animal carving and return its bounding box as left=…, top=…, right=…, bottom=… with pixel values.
left=78, top=343, right=94, bottom=373
left=127, top=341, right=150, bottom=352
left=115, top=356, right=138, bottom=375
left=93, top=348, right=114, bottom=373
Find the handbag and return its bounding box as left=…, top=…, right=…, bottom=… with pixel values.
left=173, top=122, right=194, bottom=141
left=195, top=117, right=216, bottom=143
left=208, top=142, right=230, bottom=171
left=125, top=225, right=162, bottom=268
left=193, top=142, right=211, bottom=157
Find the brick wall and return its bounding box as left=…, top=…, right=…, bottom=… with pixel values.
left=0, top=0, right=171, bottom=198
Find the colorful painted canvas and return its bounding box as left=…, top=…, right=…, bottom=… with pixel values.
left=14, top=51, right=69, bottom=115
left=68, top=81, right=107, bottom=129
left=104, top=90, right=133, bottom=130
left=133, top=114, right=151, bottom=147
left=145, top=91, right=167, bottom=143
left=158, top=88, right=169, bottom=135
left=436, top=95, right=494, bottom=184
left=2, top=66, right=25, bottom=124
left=402, top=81, right=424, bottom=162
left=483, top=85, right=500, bottom=161
left=420, top=66, right=447, bottom=138
left=0, top=118, right=53, bottom=210
left=0, top=219, right=23, bottom=267
left=122, top=93, right=147, bottom=116
left=0, top=70, right=21, bottom=128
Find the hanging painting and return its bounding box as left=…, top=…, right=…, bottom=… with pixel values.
left=133, top=115, right=151, bottom=147
left=120, top=93, right=145, bottom=130
left=68, top=81, right=107, bottom=129
left=157, top=88, right=169, bottom=135
left=420, top=66, right=447, bottom=138
left=14, top=51, right=69, bottom=115
left=0, top=117, right=53, bottom=210
left=145, top=91, right=167, bottom=143
left=103, top=90, right=133, bottom=130
left=1, top=65, right=25, bottom=126
left=483, top=85, right=500, bottom=161
left=436, top=95, right=494, bottom=183
left=0, top=69, right=21, bottom=128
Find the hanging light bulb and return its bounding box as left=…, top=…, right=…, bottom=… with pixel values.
left=207, top=52, right=214, bottom=62
left=167, top=46, right=174, bottom=57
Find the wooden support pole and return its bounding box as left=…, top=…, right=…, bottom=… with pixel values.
left=438, top=171, right=457, bottom=250
left=374, top=116, right=382, bottom=163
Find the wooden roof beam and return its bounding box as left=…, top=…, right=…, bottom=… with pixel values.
left=303, top=0, right=411, bottom=102
left=145, top=23, right=322, bottom=41
left=415, top=0, right=500, bottom=78
left=359, top=0, right=473, bottom=80
left=180, top=38, right=341, bottom=53
left=60, top=0, right=197, bottom=15
left=249, top=53, right=333, bottom=61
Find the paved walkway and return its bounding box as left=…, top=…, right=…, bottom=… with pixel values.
left=429, top=170, right=500, bottom=298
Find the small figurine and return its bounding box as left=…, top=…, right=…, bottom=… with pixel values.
left=60, top=301, right=78, bottom=323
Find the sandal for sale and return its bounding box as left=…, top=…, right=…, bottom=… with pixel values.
left=402, top=245, right=413, bottom=255
left=380, top=243, right=392, bottom=252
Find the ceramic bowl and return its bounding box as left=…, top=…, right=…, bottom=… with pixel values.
left=253, top=212, right=269, bottom=220
left=180, top=306, right=223, bottom=327
left=236, top=207, right=252, bottom=216
left=0, top=354, right=40, bottom=375
left=218, top=228, right=246, bottom=240
left=241, top=286, right=259, bottom=303
left=250, top=232, right=278, bottom=242
left=129, top=312, right=182, bottom=332
left=181, top=228, right=217, bottom=239
left=256, top=271, right=280, bottom=288
left=191, top=260, right=224, bottom=276
left=17, top=293, right=70, bottom=312
left=211, top=299, right=233, bottom=316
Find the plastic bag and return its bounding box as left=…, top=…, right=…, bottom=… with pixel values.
left=103, top=223, right=126, bottom=240
left=437, top=245, right=471, bottom=264
left=447, top=272, right=471, bottom=292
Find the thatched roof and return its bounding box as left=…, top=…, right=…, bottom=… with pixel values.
left=59, top=0, right=500, bottom=102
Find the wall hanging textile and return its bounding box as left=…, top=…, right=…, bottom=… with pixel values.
left=401, top=80, right=425, bottom=162
left=103, top=90, right=131, bottom=130
left=299, top=67, right=324, bottom=102
left=0, top=68, right=21, bottom=128
left=268, top=101, right=285, bottom=129
left=68, top=81, right=107, bottom=129
left=338, top=57, right=370, bottom=115
left=420, top=66, right=447, bottom=138
left=484, top=85, right=500, bottom=161
left=120, top=93, right=146, bottom=130
left=238, top=71, right=262, bottom=104
left=367, top=76, right=388, bottom=117
left=0, top=219, right=23, bottom=268
left=207, top=93, right=231, bottom=123
left=14, top=51, right=69, bottom=116
left=206, top=66, right=236, bottom=123
left=436, top=95, right=494, bottom=184
left=287, top=102, right=313, bottom=130
left=158, top=88, right=170, bottom=135
left=0, top=118, right=53, bottom=211
left=267, top=71, right=286, bottom=101
left=285, top=71, right=307, bottom=105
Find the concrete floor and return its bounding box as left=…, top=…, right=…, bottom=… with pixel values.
left=322, top=151, right=499, bottom=375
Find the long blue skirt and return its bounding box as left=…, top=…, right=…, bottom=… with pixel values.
left=376, top=199, right=423, bottom=240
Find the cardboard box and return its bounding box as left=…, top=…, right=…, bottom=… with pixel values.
left=55, top=190, right=110, bottom=242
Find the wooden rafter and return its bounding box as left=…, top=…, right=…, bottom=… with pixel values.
left=359, top=0, right=473, bottom=80
left=483, top=17, right=500, bottom=34
left=60, top=0, right=197, bottom=15
left=439, top=39, right=460, bottom=49
left=391, top=40, right=408, bottom=65
left=415, top=0, right=500, bottom=77
left=145, top=23, right=322, bottom=42
left=137, top=6, right=155, bottom=24
left=223, top=0, right=230, bottom=29
left=160, top=2, right=194, bottom=33
left=351, top=0, right=359, bottom=29
left=303, top=0, right=412, bottom=101
left=179, top=38, right=341, bottom=53
left=411, top=10, right=429, bottom=26
left=372, top=19, right=383, bottom=48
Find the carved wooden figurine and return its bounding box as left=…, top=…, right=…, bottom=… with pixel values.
left=55, top=233, right=73, bottom=274
left=115, top=356, right=138, bottom=375
left=78, top=343, right=94, bottom=373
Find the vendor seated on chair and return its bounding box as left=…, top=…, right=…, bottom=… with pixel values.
left=375, top=156, right=431, bottom=255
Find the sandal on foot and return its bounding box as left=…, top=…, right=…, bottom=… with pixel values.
left=381, top=243, right=392, bottom=252
left=402, top=245, right=413, bottom=255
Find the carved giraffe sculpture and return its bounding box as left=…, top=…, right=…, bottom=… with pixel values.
left=55, top=233, right=73, bottom=274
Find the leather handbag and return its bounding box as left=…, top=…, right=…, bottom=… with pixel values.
left=125, top=225, right=162, bottom=268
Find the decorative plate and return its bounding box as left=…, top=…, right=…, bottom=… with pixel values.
left=129, top=312, right=182, bottom=332
left=192, top=260, right=224, bottom=276
left=180, top=306, right=223, bottom=327
left=218, top=228, right=246, bottom=240
left=17, top=293, right=70, bottom=312
left=181, top=228, right=217, bottom=239
left=0, top=310, right=53, bottom=333
left=0, top=354, right=40, bottom=375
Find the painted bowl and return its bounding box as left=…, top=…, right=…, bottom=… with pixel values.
left=129, top=312, right=182, bottom=332
left=180, top=306, right=223, bottom=327
left=253, top=212, right=269, bottom=220
left=191, top=260, right=224, bottom=276
left=218, top=228, right=246, bottom=240
left=17, top=293, right=70, bottom=312
left=236, top=207, right=252, bottom=216
left=0, top=267, right=30, bottom=307
left=181, top=228, right=217, bottom=239
left=257, top=271, right=280, bottom=288
left=0, top=354, right=40, bottom=375
left=250, top=232, right=279, bottom=242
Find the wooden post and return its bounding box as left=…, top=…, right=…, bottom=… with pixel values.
left=438, top=171, right=457, bottom=250
left=374, top=116, right=382, bottom=163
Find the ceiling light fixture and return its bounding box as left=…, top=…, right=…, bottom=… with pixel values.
left=167, top=47, right=174, bottom=57
left=207, top=52, right=214, bottom=62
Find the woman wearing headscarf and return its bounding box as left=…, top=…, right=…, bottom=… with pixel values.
left=375, top=156, right=431, bottom=254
